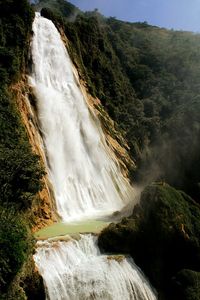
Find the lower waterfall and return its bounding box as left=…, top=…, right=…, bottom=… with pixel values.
left=34, top=235, right=156, bottom=300
left=30, top=13, right=157, bottom=300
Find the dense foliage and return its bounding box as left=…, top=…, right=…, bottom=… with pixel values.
left=0, top=0, right=34, bottom=83
left=34, top=0, right=80, bottom=21
left=0, top=208, right=33, bottom=293
left=174, top=269, right=200, bottom=300
left=37, top=1, right=200, bottom=201
left=99, top=184, right=200, bottom=299
left=0, top=0, right=44, bottom=297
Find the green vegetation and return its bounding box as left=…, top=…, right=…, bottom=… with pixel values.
left=36, top=0, right=200, bottom=201
left=173, top=269, right=200, bottom=300
left=0, top=0, right=45, bottom=297
left=0, top=208, right=33, bottom=294
left=0, top=0, right=34, bottom=83
left=35, top=220, right=110, bottom=239
left=34, top=0, right=80, bottom=21
left=99, top=183, right=200, bottom=299
left=1, top=0, right=200, bottom=299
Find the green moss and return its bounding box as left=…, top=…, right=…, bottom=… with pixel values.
left=173, top=269, right=200, bottom=300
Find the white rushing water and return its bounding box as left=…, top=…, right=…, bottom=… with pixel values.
left=30, top=13, right=157, bottom=300
left=34, top=235, right=156, bottom=300
left=29, top=12, right=134, bottom=221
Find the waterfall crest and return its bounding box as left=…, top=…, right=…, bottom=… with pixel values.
left=30, top=13, right=157, bottom=300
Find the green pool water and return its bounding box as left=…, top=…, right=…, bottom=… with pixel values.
left=35, top=220, right=110, bottom=239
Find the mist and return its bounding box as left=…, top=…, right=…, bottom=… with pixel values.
left=135, top=104, right=200, bottom=201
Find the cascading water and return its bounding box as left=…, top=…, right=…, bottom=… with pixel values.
left=30, top=13, right=157, bottom=300
left=29, top=12, right=133, bottom=221
left=34, top=235, right=156, bottom=300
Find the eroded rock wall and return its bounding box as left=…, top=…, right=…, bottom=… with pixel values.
left=11, top=76, right=57, bottom=231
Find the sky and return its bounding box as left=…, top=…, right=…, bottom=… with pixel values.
left=69, top=0, right=200, bottom=32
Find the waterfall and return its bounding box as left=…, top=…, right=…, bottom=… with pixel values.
left=34, top=235, right=156, bottom=300
left=29, top=12, right=133, bottom=221
left=30, top=13, right=157, bottom=300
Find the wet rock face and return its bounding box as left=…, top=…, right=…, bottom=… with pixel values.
left=98, top=183, right=200, bottom=299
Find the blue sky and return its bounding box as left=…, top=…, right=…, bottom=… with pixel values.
left=69, top=0, right=200, bottom=32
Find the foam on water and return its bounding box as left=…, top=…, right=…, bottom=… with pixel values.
left=34, top=234, right=156, bottom=300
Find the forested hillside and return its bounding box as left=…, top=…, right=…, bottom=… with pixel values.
left=0, top=1, right=44, bottom=298
left=36, top=0, right=200, bottom=202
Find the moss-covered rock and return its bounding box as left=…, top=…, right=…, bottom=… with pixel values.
left=21, top=260, right=45, bottom=300
left=172, top=269, right=200, bottom=300
left=98, top=183, right=200, bottom=299
left=1, top=255, right=45, bottom=300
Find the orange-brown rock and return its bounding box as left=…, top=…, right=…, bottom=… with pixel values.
left=11, top=76, right=57, bottom=231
